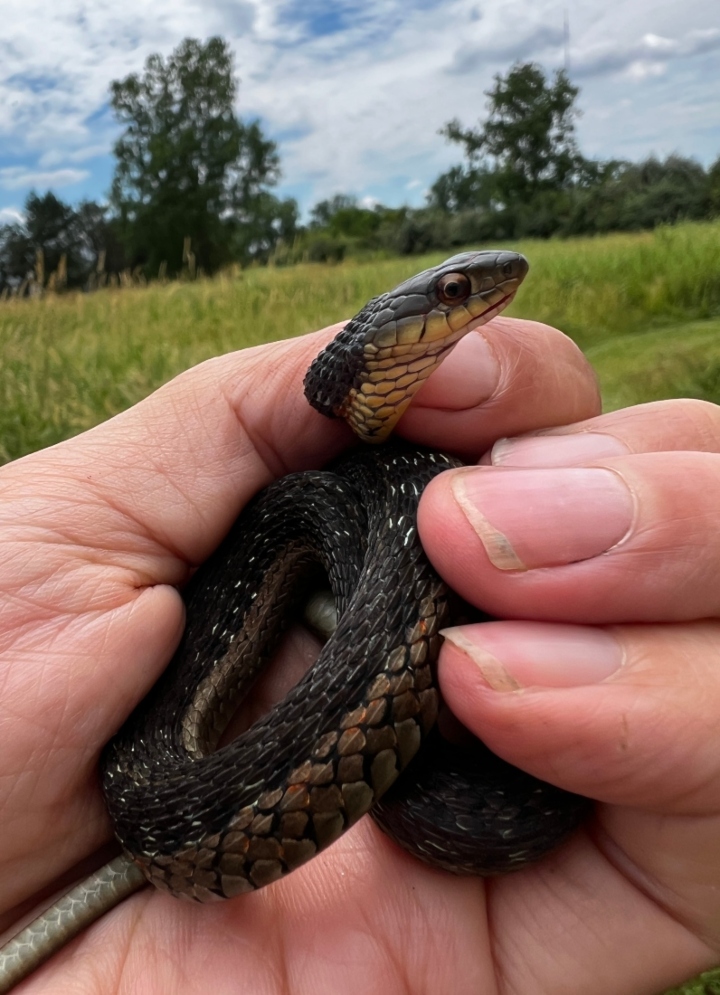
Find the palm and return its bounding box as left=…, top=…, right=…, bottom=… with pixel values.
left=50, top=822, right=493, bottom=993
left=9, top=812, right=695, bottom=994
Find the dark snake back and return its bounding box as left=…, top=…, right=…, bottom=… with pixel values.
left=101, top=444, right=587, bottom=901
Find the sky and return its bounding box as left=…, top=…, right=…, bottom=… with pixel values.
left=0, top=0, right=718, bottom=224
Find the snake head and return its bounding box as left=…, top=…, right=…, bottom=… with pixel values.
left=303, top=250, right=529, bottom=443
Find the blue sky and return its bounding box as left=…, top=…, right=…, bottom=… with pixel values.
left=0, top=0, right=718, bottom=224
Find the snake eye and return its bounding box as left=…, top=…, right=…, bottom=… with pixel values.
left=437, top=272, right=471, bottom=306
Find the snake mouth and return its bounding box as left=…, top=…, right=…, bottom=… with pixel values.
left=466, top=288, right=517, bottom=326
left=427, top=287, right=518, bottom=371
left=343, top=286, right=522, bottom=443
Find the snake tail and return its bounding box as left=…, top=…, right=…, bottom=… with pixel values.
left=0, top=855, right=144, bottom=994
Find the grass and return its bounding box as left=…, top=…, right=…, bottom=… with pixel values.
left=0, top=258, right=443, bottom=462
left=2, top=220, right=720, bottom=993
left=514, top=221, right=720, bottom=349
left=589, top=317, right=720, bottom=411
left=666, top=971, right=720, bottom=995
left=2, top=219, right=720, bottom=463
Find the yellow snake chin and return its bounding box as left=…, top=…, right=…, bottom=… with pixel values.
left=342, top=289, right=518, bottom=444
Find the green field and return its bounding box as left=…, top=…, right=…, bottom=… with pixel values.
left=1, top=219, right=720, bottom=463
left=2, top=222, right=720, bottom=994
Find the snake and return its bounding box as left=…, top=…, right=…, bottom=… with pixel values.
left=0, top=250, right=589, bottom=992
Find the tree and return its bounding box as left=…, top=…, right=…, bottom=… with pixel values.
left=73, top=201, right=127, bottom=276
left=109, top=37, right=295, bottom=274
left=0, top=192, right=85, bottom=291
left=0, top=192, right=79, bottom=285
left=307, top=195, right=407, bottom=243
left=309, top=194, right=359, bottom=229
left=426, top=164, right=500, bottom=213
left=0, top=193, right=128, bottom=293
left=230, top=191, right=299, bottom=263
left=565, top=155, right=713, bottom=234
left=709, top=154, right=720, bottom=215
left=440, top=62, right=587, bottom=205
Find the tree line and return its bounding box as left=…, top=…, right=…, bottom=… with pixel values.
left=1, top=43, right=718, bottom=294
left=298, top=64, right=720, bottom=261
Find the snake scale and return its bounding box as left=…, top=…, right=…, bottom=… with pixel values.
left=0, top=250, right=589, bottom=991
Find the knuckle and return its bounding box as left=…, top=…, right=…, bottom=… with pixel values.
left=667, top=397, right=720, bottom=450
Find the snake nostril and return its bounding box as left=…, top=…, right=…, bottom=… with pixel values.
left=502, top=261, right=515, bottom=277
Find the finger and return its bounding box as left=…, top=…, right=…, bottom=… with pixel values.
left=438, top=619, right=720, bottom=945
left=0, top=325, right=359, bottom=902
left=0, top=327, right=348, bottom=895
left=419, top=451, right=720, bottom=623
left=487, top=397, right=720, bottom=467
left=397, top=315, right=601, bottom=454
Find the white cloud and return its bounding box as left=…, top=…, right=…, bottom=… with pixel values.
left=39, top=144, right=112, bottom=168
left=626, top=61, right=668, bottom=81
left=573, top=26, right=720, bottom=78
left=0, top=206, right=24, bottom=223
left=0, top=167, right=89, bottom=190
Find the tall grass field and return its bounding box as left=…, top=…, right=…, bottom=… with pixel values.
left=1, top=219, right=720, bottom=463
left=2, top=221, right=720, bottom=994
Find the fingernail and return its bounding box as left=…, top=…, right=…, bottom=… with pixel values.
left=451, top=466, right=634, bottom=570
left=441, top=621, right=624, bottom=690
left=491, top=433, right=630, bottom=467
left=414, top=332, right=499, bottom=410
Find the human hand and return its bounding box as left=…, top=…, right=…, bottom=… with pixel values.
left=417, top=395, right=720, bottom=994
left=0, top=312, right=668, bottom=995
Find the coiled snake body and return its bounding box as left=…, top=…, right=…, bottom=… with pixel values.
left=0, top=251, right=588, bottom=991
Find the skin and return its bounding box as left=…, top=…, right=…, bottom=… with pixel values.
left=1, top=315, right=719, bottom=994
